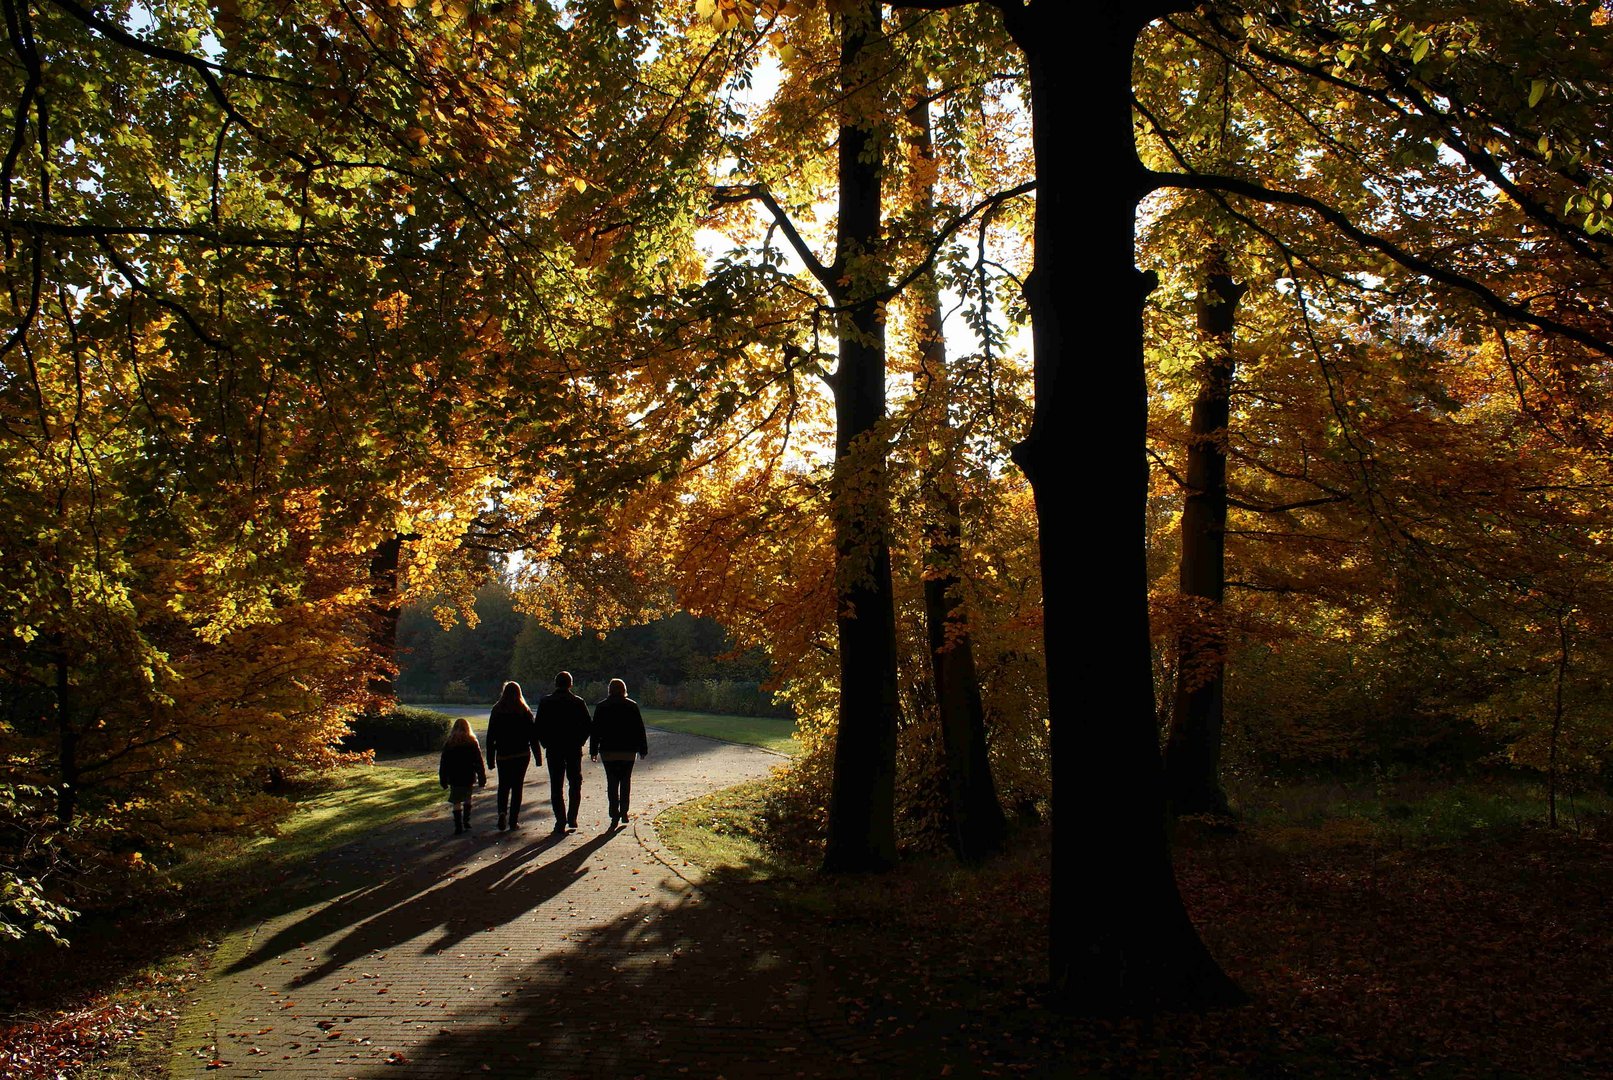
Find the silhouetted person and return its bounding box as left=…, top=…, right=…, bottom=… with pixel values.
left=439, top=717, right=487, bottom=835
left=485, top=681, right=540, bottom=831
left=590, top=678, right=649, bottom=829
left=535, top=671, right=591, bottom=834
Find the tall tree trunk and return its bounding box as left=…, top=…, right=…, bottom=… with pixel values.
left=999, top=2, right=1242, bottom=1010
left=1548, top=607, right=1569, bottom=829
left=366, top=534, right=404, bottom=710
left=55, top=642, right=77, bottom=826
left=1163, top=265, right=1245, bottom=818
left=907, top=94, right=1007, bottom=863
left=822, top=0, right=901, bottom=873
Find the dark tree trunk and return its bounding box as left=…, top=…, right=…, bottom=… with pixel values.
left=923, top=501, right=1008, bottom=862
left=907, top=96, right=1007, bottom=863
left=55, top=644, right=77, bottom=826
left=1548, top=607, right=1569, bottom=829
left=822, top=0, right=901, bottom=873
left=1163, top=266, right=1245, bottom=818
left=999, top=2, right=1243, bottom=1010
left=367, top=534, right=404, bottom=709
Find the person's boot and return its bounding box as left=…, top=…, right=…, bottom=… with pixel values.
left=453, top=807, right=464, bottom=835
left=463, top=803, right=473, bottom=833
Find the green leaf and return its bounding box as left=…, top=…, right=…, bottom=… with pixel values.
left=1528, top=79, right=1547, bottom=108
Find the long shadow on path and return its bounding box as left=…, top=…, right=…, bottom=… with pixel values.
left=347, top=852, right=871, bottom=1079
left=221, top=722, right=757, bottom=981
left=247, top=831, right=616, bottom=987
left=220, top=832, right=516, bottom=978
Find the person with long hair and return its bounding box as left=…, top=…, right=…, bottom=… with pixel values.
left=438, top=717, right=487, bottom=835
left=589, top=678, right=648, bottom=829
left=485, top=681, right=541, bottom=831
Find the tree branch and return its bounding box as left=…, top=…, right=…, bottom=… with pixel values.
left=1226, top=492, right=1352, bottom=514
left=713, top=182, right=835, bottom=291
left=1150, top=168, right=1613, bottom=360
left=880, top=180, right=1034, bottom=303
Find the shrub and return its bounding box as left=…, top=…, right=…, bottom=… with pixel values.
left=342, top=707, right=456, bottom=754
left=574, top=679, right=609, bottom=705
left=0, top=783, right=78, bottom=947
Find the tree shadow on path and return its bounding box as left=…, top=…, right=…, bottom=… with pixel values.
left=349, top=853, right=872, bottom=1079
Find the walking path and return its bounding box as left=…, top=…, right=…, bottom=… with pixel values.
left=173, top=730, right=870, bottom=1078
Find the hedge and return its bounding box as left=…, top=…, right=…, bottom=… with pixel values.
left=343, top=706, right=457, bottom=754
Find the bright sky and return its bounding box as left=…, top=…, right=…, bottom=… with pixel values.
left=693, top=49, right=1034, bottom=408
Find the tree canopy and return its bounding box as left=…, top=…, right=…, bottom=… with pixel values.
left=3, top=0, right=1611, bottom=1021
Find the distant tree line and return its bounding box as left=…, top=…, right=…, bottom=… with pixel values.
left=396, top=586, right=785, bottom=718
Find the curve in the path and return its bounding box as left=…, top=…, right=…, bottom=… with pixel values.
left=173, top=728, right=862, bottom=1079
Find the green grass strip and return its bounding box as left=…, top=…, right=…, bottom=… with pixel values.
left=235, top=765, right=442, bottom=868
left=641, top=708, right=797, bottom=754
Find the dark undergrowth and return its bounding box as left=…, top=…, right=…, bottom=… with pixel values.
left=656, top=773, right=1613, bottom=1078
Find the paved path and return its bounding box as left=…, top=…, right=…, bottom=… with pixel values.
left=174, top=730, right=870, bottom=1078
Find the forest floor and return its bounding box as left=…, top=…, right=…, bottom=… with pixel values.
left=656, top=774, right=1613, bottom=1078
left=3, top=749, right=1609, bottom=1079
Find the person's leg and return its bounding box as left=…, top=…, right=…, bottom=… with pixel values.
left=603, top=762, right=623, bottom=822
left=565, top=750, right=583, bottom=828
left=507, top=757, right=528, bottom=826
left=462, top=796, right=474, bottom=832
left=547, top=752, right=567, bottom=832
left=452, top=802, right=463, bottom=834
left=618, top=762, right=634, bottom=821
left=496, top=771, right=512, bottom=829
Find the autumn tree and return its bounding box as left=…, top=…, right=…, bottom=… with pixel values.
left=636, top=0, right=1042, bottom=869
left=676, top=0, right=1239, bottom=1004
left=1134, top=0, right=1613, bottom=816
left=0, top=0, right=742, bottom=934
left=901, top=88, right=1010, bottom=859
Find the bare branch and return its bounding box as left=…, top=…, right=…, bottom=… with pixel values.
left=713, top=182, right=835, bottom=291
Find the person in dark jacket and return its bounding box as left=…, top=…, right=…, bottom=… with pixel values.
left=438, top=717, right=487, bottom=835
left=485, top=681, right=541, bottom=831
left=590, top=678, right=649, bottom=829
left=535, top=671, right=592, bottom=834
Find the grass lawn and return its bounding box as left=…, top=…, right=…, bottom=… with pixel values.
left=0, top=764, right=439, bottom=1080
left=236, top=765, right=440, bottom=866
left=642, top=708, right=797, bottom=754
